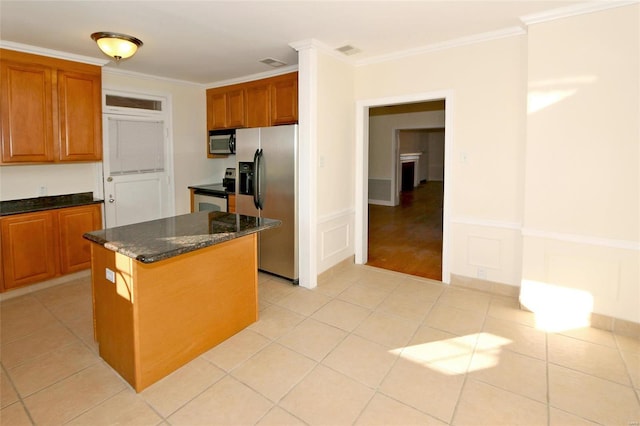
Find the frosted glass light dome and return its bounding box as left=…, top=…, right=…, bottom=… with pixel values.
left=91, top=32, right=143, bottom=61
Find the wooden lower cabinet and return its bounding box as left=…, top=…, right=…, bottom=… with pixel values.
left=0, top=211, right=57, bottom=290
left=58, top=205, right=102, bottom=274
left=0, top=204, right=102, bottom=291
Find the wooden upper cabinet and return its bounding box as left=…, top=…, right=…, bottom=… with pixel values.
left=270, top=74, right=298, bottom=125
left=57, top=70, right=102, bottom=161
left=207, top=91, right=228, bottom=129
left=0, top=49, right=102, bottom=164
left=0, top=60, right=55, bottom=163
left=246, top=84, right=270, bottom=128
left=205, top=72, right=298, bottom=133
left=206, top=88, right=246, bottom=130
left=226, top=89, right=246, bottom=128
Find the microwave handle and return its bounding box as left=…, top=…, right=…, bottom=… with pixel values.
left=229, top=134, right=236, bottom=154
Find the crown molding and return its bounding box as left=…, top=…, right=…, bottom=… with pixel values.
left=355, top=26, right=526, bottom=67
left=0, top=40, right=108, bottom=66
left=290, top=38, right=354, bottom=64
left=102, top=67, right=205, bottom=88
left=520, top=0, right=639, bottom=26
left=205, top=64, right=299, bottom=89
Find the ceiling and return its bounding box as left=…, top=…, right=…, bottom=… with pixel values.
left=0, top=1, right=593, bottom=86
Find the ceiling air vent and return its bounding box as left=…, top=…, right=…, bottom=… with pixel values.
left=335, top=45, right=361, bottom=56
left=260, top=58, right=287, bottom=68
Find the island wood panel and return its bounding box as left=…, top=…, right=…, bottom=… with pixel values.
left=90, top=245, right=136, bottom=385
left=90, top=233, right=258, bottom=392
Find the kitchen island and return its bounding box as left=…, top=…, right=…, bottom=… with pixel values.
left=83, top=211, right=280, bottom=392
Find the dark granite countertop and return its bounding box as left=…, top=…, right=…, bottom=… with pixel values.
left=83, top=211, right=280, bottom=264
left=0, top=192, right=103, bottom=217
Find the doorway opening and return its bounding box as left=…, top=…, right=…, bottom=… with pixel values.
left=368, top=122, right=445, bottom=279
left=355, top=91, right=453, bottom=284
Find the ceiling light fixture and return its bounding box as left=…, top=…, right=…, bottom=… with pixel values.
left=91, top=32, right=143, bottom=62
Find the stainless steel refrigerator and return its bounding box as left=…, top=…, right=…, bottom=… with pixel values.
left=235, top=125, right=298, bottom=283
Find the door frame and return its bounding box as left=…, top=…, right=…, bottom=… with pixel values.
left=355, top=89, right=454, bottom=283
left=100, top=88, right=175, bottom=227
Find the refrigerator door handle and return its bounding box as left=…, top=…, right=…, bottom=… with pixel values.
left=254, top=149, right=264, bottom=210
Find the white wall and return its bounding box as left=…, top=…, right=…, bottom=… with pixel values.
left=0, top=163, right=100, bottom=201
left=426, top=131, right=445, bottom=181
left=355, top=35, right=526, bottom=287
left=346, top=4, right=639, bottom=323
left=102, top=71, right=231, bottom=215
left=315, top=52, right=357, bottom=274
left=521, top=4, right=639, bottom=322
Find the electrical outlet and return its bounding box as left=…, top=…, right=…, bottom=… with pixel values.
left=477, top=268, right=487, bottom=280
left=105, top=268, right=115, bottom=283
left=39, top=186, right=47, bottom=196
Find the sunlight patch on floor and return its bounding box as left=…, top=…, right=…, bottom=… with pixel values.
left=390, top=333, right=513, bottom=375
left=520, top=279, right=593, bottom=332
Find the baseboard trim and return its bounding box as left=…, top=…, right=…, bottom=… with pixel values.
left=317, top=255, right=355, bottom=283
left=451, top=273, right=639, bottom=339
left=0, top=270, right=91, bottom=302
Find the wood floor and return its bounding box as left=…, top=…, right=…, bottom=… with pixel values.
left=367, top=181, right=443, bottom=281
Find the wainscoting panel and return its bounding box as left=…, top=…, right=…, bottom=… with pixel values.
left=450, top=218, right=522, bottom=287
left=522, top=232, right=639, bottom=323
left=317, top=209, right=355, bottom=274
left=468, top=236, right=502, bottom=270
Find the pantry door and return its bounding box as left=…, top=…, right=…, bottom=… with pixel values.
left=101, top=91, right=174, bottom=228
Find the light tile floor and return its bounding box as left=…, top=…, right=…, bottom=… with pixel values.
left=1, top=264, right=639, bottom=425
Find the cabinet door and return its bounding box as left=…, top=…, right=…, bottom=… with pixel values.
left=226, top=89, right=246, bottom=128
left=246, top=84, right=270, bottom=128
left=57, top=70, right=102, bottom=161
left=207, top=91, right=228, bottom=130
left=0, top=212, right=57, bottom=290
left=0, top=60, right=54, bottom=163
left=58, top=204, right=102, bottom=274
left=270, top=76, right=298, bottom=125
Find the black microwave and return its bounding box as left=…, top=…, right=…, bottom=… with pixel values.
left=208, top=129, right=236, bottom=155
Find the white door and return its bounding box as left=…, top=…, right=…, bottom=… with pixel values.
left=103, top=115, right=171, bottom=227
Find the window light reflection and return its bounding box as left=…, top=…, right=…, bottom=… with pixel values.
left=520, top=279, right=594, bottom=332
left=527, top=75, right=597, bottom=114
